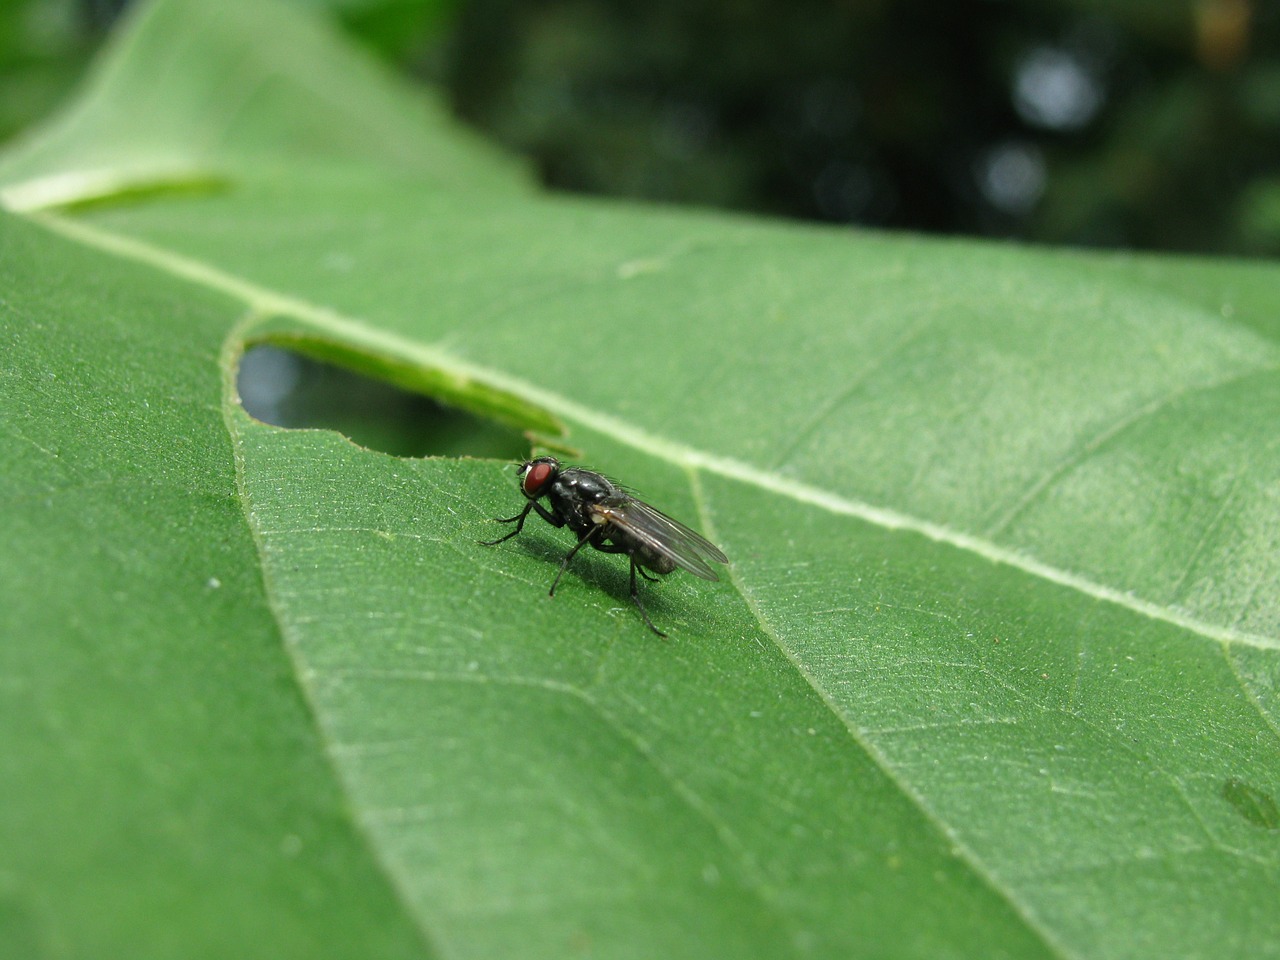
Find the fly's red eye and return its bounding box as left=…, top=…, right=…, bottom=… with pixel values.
left=522, top=461, right=554, bottom=496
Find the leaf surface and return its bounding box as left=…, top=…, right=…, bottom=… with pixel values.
left=2, top=1, right=1278, bottom=957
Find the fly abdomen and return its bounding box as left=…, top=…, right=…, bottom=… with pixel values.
left=616, top=535, right=677, bottom=576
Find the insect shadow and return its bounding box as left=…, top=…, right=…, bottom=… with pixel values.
left=498, top=529, right=677, bottom=625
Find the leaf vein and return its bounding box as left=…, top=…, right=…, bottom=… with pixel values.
left=28, top=208, right=1280, bottom=655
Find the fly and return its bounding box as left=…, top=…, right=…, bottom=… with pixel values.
left=480, top=456, right=728, bottom=637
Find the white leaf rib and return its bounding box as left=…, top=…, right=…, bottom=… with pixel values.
left=26, top=208, right=1280, bottom=655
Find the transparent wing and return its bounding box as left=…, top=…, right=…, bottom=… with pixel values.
left=590, top=496, right=728, bottom=581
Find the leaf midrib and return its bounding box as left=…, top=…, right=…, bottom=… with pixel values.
left=24, top=206, right=1279, bottom=655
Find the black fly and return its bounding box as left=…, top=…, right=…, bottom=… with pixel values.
left=480, top=456, right=728, bottom=637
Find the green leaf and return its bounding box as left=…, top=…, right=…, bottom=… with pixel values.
left=0, top=0, right=524, bottom=211
left=3, top=0, right=1278, bottom=957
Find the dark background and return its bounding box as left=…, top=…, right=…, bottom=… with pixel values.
left=3, top=0, right=1279, bottom=257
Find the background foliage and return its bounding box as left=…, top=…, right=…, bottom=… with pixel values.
left=3, top=0, right=1278, bottom=254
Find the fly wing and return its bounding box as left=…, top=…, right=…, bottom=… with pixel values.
left=590, top=496, right=728, bottom=581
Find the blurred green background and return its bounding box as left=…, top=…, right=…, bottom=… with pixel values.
left=4, top=0, right=1279, bottom=256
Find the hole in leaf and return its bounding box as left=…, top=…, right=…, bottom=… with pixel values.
left=237, top=343, right=545, bottom=460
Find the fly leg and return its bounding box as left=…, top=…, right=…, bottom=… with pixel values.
left=480, top=500, right=563, bottom=546
left=629, top=558, right=667, bottom=638
left=589, top=540, right=665, bottom=635
left=479, top=501, right=533, bottom=545
left=549, top=525, right=604, bottom=596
